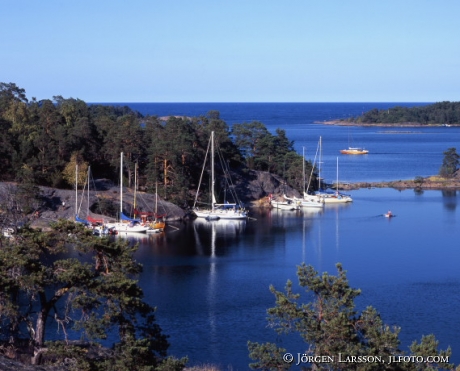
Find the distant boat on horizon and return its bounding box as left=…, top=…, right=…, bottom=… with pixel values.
left=340, top=147, right=369, bottom=155
left=341, top=125, right=369, bottom=155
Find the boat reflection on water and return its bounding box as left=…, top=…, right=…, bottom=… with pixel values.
left=300, top=207, right=324, bottom=217
left=265, top=205, right=322, bottom=232
left=192, top=218, right=247, bottom=257
left=442, top=190, right=457, bottom=211
left=115, top=229, right=166, bottom=245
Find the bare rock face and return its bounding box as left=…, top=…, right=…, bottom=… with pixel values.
left=0, top=182, right=185, bottom=230
left=0, top=171, right=301, bottom=229
left=231, top=170, right=300, bottom=203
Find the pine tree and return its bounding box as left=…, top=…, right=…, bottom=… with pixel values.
left=439, top=148, right=459, bottom=178
left=0, top=220, right=187, bottom=370
left=248, top=263, right=454, bottom=371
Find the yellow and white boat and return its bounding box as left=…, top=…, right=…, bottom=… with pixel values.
left=340, top=147, right=369, bottom=155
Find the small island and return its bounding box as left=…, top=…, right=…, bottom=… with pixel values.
left=336, top=173, right=460, bottom=192
left=321, top=101, right=460, bottom=127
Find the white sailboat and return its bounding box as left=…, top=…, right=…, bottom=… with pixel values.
left=292, top=147, right=324, bottom=208
left=106, top=153, right=149, bottom=233
left=271, top=202, right=299, bottom=211
left=74, top=164, right=112, bottom=235
left=316, top=137, right=352, bottom=204
left=340, top=127, right=368, bottom=154
left=74, top=164, right=89, bottom=226
left=270, top=194, right=300, bottom=211
left=328, top=157, right=353, bottom=203
left=193, top=131, right=248, bottom=220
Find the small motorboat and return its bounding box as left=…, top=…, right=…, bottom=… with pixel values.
left=384, top=211, right=395, bottom=218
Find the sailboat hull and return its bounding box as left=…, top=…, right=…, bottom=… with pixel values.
left=146, top=220, right=166, bottom=233
left=295, top=198, right=324, bottom=208
left=284, top=193, right=323, bottom=209
left=323, top=195, right=353, bottom=203
left=340, top=148, right=369, bottom=155
left=105, top=222, right=149, bottom=233
left=194, top=209, right=248, bottom=220
left=270, top=200, right=299, bottom=211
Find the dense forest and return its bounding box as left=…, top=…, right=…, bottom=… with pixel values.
left=345, top=101, right=460, bottom=125
left=0, top=82, right=314, bottom=206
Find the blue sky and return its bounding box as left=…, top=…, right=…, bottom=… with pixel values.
left=1, top=0, right=459, bottom=102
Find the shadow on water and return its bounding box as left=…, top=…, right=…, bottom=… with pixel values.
left=442, top=190, right=457, bottom=211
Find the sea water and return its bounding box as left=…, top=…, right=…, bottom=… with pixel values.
left=99, top=103, right=459, bottom=369
left=130, top=188, right=460, bottom=370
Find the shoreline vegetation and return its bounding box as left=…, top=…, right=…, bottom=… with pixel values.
left=320, top=119, right=459, bottom=127
left=334, top=174, right=460, bottom=192
left=321, top=101, right=460, bottom=127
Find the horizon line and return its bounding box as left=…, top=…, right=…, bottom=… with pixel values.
left=87, top=101, right=438, bottom=104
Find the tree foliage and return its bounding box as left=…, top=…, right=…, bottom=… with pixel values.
left=0, top=83, right=316, bottom=204
left=231, top=122, right=313, bottom=185
left=439, top=148, right=459, bottom=178
left=349, top=102, right=460, bottom=125
left=248, top=263, right=454, bottom=371
left=0, top=220, right=187, bottom=370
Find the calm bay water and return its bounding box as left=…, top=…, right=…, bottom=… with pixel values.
left=108, top=103, right=460, bottom=369
left=127, top=188, right=460, bottom=370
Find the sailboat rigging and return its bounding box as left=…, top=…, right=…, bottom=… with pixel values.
left=193, top=131, right=248, bottom=220
left=288, top=146, right=324, bottom=208
left=75, top=164, right=89, bottom=225
left=340, top=127, right=368, bottom=154
left=74, top=164, right=110, bottom=234
left=132, top=162, right=166, bottom=233
left=316, top=137, right=353, bottom=203
left=106, top=153, right=149, bottom=233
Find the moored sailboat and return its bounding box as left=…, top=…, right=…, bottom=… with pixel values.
left=316, top=138, right=353, bottom=203
left=74, top=164, right=114, bottom=235
left=193, top=131, right=248, bottom=220
left=74, top=164, right=89, bottom=226
left=292, top=146, right=324, bottom=208
left=340, top=147, right=369, bottom=155
left=340, top=127, right=368, bottom=154
left=146, top=185, right=166, bottom=233
left=132, top=164, right=165, bottom=233
left=270, top=194, right=300, bottom=211
left=106, top=153, right=149, bottom=233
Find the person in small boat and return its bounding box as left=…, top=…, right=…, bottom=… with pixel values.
left=387, top=210, right=392, bottom=216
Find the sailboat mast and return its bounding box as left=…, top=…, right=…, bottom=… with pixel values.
left=120, top=152, right=123, bottom=215
left=318, top=136, right=322, bottom=190
left=134, top=162, right=137, bottom=218
left=88, top=165, right=90, bottom=217
left=211, top=131, right=215, bottom=212
left=75, top=164, right=78, bottom=216
left=155, top=181, right=158, bottom=215
left=302, top=147, right=306, bottom=194
left=336, top=157, right=339, bottom=193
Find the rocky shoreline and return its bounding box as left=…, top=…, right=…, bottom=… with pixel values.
left=1, top=172, right=459, bottom=230
left=336, top=174, right=460, bottom=191
left=0, top=171, right=301, bottom=229
left=319, top=120, right=459, bottom=127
